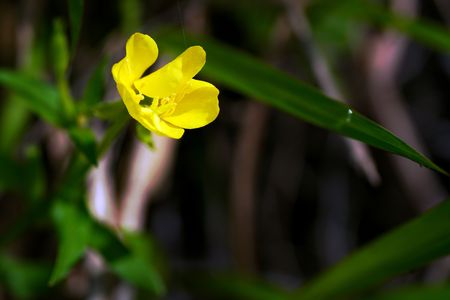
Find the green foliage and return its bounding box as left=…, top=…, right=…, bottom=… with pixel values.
left=136, top=123, right=155, bottom=150
left=51, top=19, right=70, bottom=82
left=308, top=0, right=450, bottom=54
left=0, top=254, right=51, bottom=299
left=67, top=0, right=84, bottom=52
left=119, top=0, right=142, bottom=34
left=49, top=200, right=92, bottom=285
left=80, top=56, right=108, bottom=110
left=1, top=1, right=450, bottom=299
left=0, top=70, right=64, bottom=126
left=50, top=199, right=166, bottom=295
left=108, top=232, right=166, bottom=296
left=293, top=198, right=450, bottom=300
left=180, top=272, right=290, bottom=300
left=68, top=127, right=98, bottom=166
left=157, top=31, right=446, bottom=175
left=92, top=100, right=127, bottom=120
left=0, top=146, right=45, bottom=201
left=0, top=99, right=30, bottom=155
left=369, top=284, right=450, bottom=300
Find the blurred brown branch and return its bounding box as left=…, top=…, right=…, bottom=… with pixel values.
left=364, top=0, right=445, bottom=211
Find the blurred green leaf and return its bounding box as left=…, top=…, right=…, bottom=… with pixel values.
left=51, top=19, right=70, bottom=81
left=365, top=1, right=450, bottom=53
left=180, top=272, right=289, bottom=300
left=0, top=153, right=22, bottom=192
left=80, top=57, right=108, bottom=110
left=108, top=232, right=166, bottom=296
left=68, top=127, right=98, bottom=166
left=119, top=0, right=142, bottom=34
left=23, top=146, right=46, bottom=202
left=67, top=0, right=84, bottom=52
left=51, top=19, right=76, bottom=121
left=136, top=123, right=155, bottom=150
left=307, top=0, right=367, bottom=57
left=0, top=69, right=64, bottom=126
left=97, top=107, right=130, bottom=156
left=0, top=22, right=47, bottom=155
left=293, top=198, right=450, bottom=300
left=369, top=284, right=450, bottom=300
left=0, top=254, right=51, bottom=299
left=0, top=146, right=45, bottom=201
left=48, top=189, right=166, bottom=295
left=49, top=200, right=92, bottom=285
left=0, top=98, right=30, bottom=155
left=308, top=0, right=450, bottom=54
left=88, top=223, right=166, bottom=296
left=158, top=32, right=446, bottom=175
left=92, top=100, right=127, bottom=120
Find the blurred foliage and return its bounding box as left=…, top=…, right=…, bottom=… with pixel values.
left=0, top=0, right=449, bottom=299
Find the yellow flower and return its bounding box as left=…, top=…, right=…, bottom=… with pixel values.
left=112, top=33, right=219, bottom=139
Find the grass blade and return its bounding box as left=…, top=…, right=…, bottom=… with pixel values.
left=292, top=198, right=450, bottom=299
left=157, top=32, right=446, bottom=175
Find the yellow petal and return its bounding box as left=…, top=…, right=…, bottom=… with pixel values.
left=138, top=107, right=185, bottom=139
left=134, top=46, right=206, bottom=98
left=163, top=79, right=219, bottom=129
left=112, top=33, right=158, bottom=85
left=115, top=82, right=143, bottom=118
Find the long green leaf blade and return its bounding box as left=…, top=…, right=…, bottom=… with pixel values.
left=157, top=32, right=446, bottom=174
left=67, top=0, right=83, bottom=53
left=0, top=254, right=51, bottom=298
left=179, top=272, right=289, bottom=300
left=49, top=200, right=92, bottom=285
left=0, top=69, right=64, bottom=126
left=292, top=198, right=450, bottom=300
left=369, top=284, right=450, bottom=300
left=364, top=0, right=450, bottom=53
left=68, top=127, right=98, bottom=166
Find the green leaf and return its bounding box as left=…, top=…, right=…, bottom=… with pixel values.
left=180, top=272, right=289, bottom=300
left=23, top=146, right=46, bottom=202
left=92, top=100, right=127, bottom=120
left=0, top=97, right=30, bottom=155
left=308, top=0, right=450, bottom=54
left=68, top=127, right=98, bottom=165
left=118, top=0, right=142, bottom=34
left=0, top=69, right=64, bottom=126
left=49, top=166, right=165, bottom=294
left=67, top=0, right=84, bottom=53
left=49, top=200, right=92, bottom=285
left=0, top=153, right=22, bottom=192
left=0, top=254, right=51, bottom=298
left=108, top=232, right=166, bottom=296
left=364, top=0, right=450, bottom=53
left=80, top=56, right=108, bottom=110
left=157, top=32, right=446, bottom=175
left=51, top=19, right=70, bottom=81
left=292, top=198, right=450, bottom=300
left=0, top=146, right=45, bottom=201
left=369, top=284, right=450, bottom=300
left=88, top=225, right=166, bottom=296
left=92, top=100, right=129, bottom=156
left=136, top=123, right=155, bottom=150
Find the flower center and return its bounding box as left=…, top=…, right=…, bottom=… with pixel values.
left=139, top=93, right=177, bottom=117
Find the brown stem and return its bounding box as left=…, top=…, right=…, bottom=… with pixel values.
left=230, top=102, right=269, bottom=273
left=364, top=0, right=445, bottom=211
left=282, top=0, right=380, bottom=185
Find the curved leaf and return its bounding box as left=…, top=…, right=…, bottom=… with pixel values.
left=292, top=198, right=450, bottom=300
left=157, top=32, right=446, bottom=175
left=0, top=69, right=64, bottom=126
left=369, top=284, right=450, bottom=300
